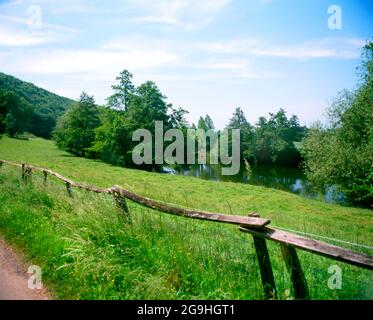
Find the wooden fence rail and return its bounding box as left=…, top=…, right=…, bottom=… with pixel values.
left=1, top=159, right=372, bottom=300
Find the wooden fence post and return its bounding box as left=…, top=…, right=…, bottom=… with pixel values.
left=248, top=213, right=277, bottom=299
left=66, top=182, right=73, bottom=197
left=23, top=166, right=32, bottom=183
left=22, top=163, right=25, bottom=181
left=43, top=170, right=48, bottom=185
left=280, top=244, right=309, bottom=300
left=112, top=189, right=131, bottom=223
left=253, top=235, right=277, bottom=299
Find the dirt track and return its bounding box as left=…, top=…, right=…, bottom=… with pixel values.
left=0, top=238, right=50, bottom=300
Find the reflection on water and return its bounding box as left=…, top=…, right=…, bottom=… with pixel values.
left=166, top=164, right=345, bottom=204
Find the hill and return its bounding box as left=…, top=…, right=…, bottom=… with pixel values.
left=0, top=72, right=74, bottom=137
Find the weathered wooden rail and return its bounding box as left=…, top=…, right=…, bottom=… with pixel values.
left=1, top=159, right=372, bottom=300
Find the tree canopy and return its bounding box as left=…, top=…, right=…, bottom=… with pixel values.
left=301, top=41, right=373, bottom=208
left=0, top=90, right=32, bottom=137
left=53, top=92, right=101, bottom=157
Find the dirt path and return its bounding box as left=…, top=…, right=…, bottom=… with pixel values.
left=0, top=238, right=50, bottom=300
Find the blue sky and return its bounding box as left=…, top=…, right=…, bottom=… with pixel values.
left=0, top=0, right=372, bottom=128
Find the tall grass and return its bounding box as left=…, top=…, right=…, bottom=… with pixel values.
left=0, top=165, right=372, bottom=300
left=0, top=136, right=372, bottom=244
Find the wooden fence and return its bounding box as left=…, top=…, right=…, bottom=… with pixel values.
left=1, top=159, right=372, bottom=300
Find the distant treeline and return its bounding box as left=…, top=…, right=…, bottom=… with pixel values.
left=50, top=69, right=307, bottom=170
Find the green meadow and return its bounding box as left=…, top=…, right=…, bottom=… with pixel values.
left=0, top=136, right=372, bottom=299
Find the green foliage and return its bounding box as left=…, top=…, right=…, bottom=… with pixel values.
left=53, top=92, right=101, bottom=157
left=301, top=41, right=373, bottom=208
left=225, top=107, right=306, bottom=167
left=195, top=114, right=217, bottom=161
left=127, top=81, right=170, bottom=131
left=253, top=109, right=306, bottom=166
left=0, top=72, right=74, bottom=138
left=88, top=108, right=131, bottom=165
left=198, top=114, right=215, bottom=131
left=89, top=70, right=189, bottom=170
left=106, top=69, right=135, bottom=111
left=0, top=90, right=33, bottom=137
left=227, top=107, right=255, bottom=163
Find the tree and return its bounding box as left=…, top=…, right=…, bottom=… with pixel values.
left=29, top=112, right=56, bottom=139
left=0, top=90, right=32, bottom=137
left=197, top=114, right=215, bottom=131
left=254, top=109, right=305, bottom=166
left=88, top=108, right=131, bottom=165
left=301, top=41, right=373, bottom=208
left=195, top=115, right=216, bottom=163
left=227, top=107, right=254, bottom=163
left=53, top=92, right=101, bottom=157
left=169, top=106, right=189, bottom=129
left=107, top=69, right=135, bottom=111
left=90, top=73, right=189, bottom=170
left=126, top=81, right=170, bottom=131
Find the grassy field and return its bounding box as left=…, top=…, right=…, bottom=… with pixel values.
left=0, top=135, right=372, bottom=299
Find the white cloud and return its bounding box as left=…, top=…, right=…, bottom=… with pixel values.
left=103, top=36, right=274, bottom=79
left=0, top=26, right=55, bottom=46
left=0, top=14, right=79, bottom=33
left=201, top=58, right=250, bottom=70
left=129, top=0, right=231, bottom=30
left=199, top=38, right=365, bottom=60
left=0, top=12, right=79, bottom=47
left=49, top=4, right=95, bottom=15
left=4, top=47, right=179, bottom=74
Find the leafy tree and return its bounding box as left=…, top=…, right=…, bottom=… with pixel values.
left=169, top=106, right=189, bottom=129
left=254, top=109, right=306, bottom=166
left=227, top=107, right=255, bottom=163
left=53, top=92, right=101, bottom=157
left=127, top=81, right=170, bottom=131
left=0, top=92, right=7, bottom=134
left=195, top=115, right=217, bottom=163
left=107, top=70, right=135, bottom=111
left=90, top=71, right=189, bottom=170
left=0, top=90, right=32, bottom=137
left=197, top=114, right=215, bottom=131
left=301, top=41, right=373, bottom=208
left=204, top=114, right=215, bottom=131
left=29, top=112, right=56, bottom=139
left=88, top=109, right=130, bottom=165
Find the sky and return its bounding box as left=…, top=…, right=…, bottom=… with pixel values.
left=0, top=0, right=372, bottom=128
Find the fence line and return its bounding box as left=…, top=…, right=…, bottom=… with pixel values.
left=1, top=159, right=372, bottom=300
left=275, top=226, right=373, bottom=251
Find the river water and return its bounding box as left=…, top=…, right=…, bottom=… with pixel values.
left=166, top=164, right=345, bottom=204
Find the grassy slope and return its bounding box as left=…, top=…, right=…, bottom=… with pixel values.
left=0, top=136, right=372, bottom=299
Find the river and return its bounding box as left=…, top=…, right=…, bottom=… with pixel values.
left=166, top=164, right=346, bottom=204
